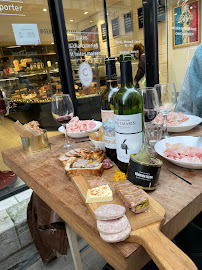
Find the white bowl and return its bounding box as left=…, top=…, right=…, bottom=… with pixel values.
left=89, top=138, right=106, bottom=151
left=155, top=136, right=202, bottom=169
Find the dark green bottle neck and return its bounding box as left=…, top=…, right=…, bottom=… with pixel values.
left=120, top=61, right=133, bottom=88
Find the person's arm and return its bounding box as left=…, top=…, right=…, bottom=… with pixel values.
left=176, top=65, right=194, bottom=115
left=134, top=55, right=145, bottom=83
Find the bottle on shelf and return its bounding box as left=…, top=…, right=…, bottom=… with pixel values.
left=114, top=54, right=144, bottom=173
left=101, top=57, right=119, bottom=163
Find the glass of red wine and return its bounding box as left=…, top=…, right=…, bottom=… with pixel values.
left=139, top=87, right=160, bottom=151
left=51, top=94, right=74, bottom=151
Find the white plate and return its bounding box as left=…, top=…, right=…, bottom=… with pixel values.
left=58, top=120, right=102, bottom=138
left=155, top=136, right=202, bottom=169
left=167, top=115, right=202, bottom=133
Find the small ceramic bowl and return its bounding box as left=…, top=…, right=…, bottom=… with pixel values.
left=89, top=138, right=106, bottom=152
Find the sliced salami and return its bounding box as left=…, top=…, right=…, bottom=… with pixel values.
left=97, top=215, right=129, bottom=235
left=102, top=159, right=113, bottom=170
left=100, top=223, right=131, bottom=243
left=94, top=204, right=126, bottom=221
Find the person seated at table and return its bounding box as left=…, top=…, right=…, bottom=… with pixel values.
left=176, top=43, right=202, bottom=118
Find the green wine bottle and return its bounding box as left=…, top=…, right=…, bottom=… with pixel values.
left=114, top=54, right=144, bottom=172
left=101, top=57, right=119, bottom=163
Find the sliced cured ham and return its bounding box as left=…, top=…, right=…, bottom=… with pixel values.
left=153, top=112, right=189, bottom=127
left=66, top=117, right=96, bottom=133
left=163, top=143, right=202, bottom=163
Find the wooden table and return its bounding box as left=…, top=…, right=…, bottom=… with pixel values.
left=2, top=126, right=202, bottom=270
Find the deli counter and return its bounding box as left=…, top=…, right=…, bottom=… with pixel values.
left=1, top=59, right=139, bottom=129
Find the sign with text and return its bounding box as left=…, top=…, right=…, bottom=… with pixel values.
left=12, top=24, right=41, bottom=45
left=0, top=0, right=25, bottom=16
left=101, top=23, right=106, bottom=41
left=138, top=8, right=143, bottom=28
left=124, top=12, right=133, bottom=33
left=157, top=0, right=165, bottom=22
left=111, top=18, right=119, bottom=37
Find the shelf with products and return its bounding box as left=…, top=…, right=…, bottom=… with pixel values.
left=0, top=69, right=61, bottom=105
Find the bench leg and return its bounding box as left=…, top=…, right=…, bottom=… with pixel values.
left=65, top=223, right=83, bottom=270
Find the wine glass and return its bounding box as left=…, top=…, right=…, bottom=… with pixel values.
left=154, top=83, right=177, bottom=138
left=51, top=94, right=74, bottom=151
left=139, top=87, right=160, bottom=151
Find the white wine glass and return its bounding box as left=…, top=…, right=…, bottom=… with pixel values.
left=51, top=94, right=74, bottom=151
left=154, top=83, right=177, bottom=138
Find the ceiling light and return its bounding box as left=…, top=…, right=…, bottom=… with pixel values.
left=43, top=8, right=47, bottom=12
left=90, top=21, right=92, bottom=22
left=51, top=42, right=54, bottom=44
left=84, top=11, right=88, bottom=14
left=70, top=19, right=73, bottom=22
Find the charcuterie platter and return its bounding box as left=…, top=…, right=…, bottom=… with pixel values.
left=70, top=163, right=197, bottom=270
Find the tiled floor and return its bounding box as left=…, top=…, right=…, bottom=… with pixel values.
left=0, top=117, right=108, bottom=270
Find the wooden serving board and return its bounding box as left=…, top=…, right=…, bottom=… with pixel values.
left=71, top=165, right=197, bottom=270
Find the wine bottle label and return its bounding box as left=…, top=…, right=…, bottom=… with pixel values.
left=114, top=114, right=142, bottom=134
left=115, top=132, right=143, bottom=163
left=114, top=113, right=143, bottom=163
left=101, top=110, right=116, bottom=149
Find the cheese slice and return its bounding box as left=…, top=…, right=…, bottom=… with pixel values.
left=86, top=185, right=113, bottom=203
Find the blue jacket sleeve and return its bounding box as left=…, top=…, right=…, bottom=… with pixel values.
left=176, top=65, right=194, bottom=115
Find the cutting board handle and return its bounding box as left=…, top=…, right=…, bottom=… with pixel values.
left=130, top=221, right=198, bottom=270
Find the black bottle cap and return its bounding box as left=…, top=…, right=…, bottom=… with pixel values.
left=105, top=57, right=117, bottom=81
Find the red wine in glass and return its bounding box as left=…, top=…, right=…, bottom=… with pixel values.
left=56, top=115, right=72, bottom=125
left=144, top=109, right=157, bottom=123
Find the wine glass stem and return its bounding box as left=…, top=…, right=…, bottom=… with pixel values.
left=64, top=124, right=70, bottom=147
left=164, top=114, right=168, bottom=137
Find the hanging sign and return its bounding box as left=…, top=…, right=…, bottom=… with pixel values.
left=79, top=62, right=93, bottom=87
left=138, top=8, right=143, bottom=28
left=124, top=12, right=133, bottom=33
left=101, top=23, right=106, bottom=41
left=12, top=24, right=41, bottom=45
left=112, top=18, right=119, bottom=37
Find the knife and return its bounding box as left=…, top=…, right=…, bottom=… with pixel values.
left=167, top=169, right=192, bottom=185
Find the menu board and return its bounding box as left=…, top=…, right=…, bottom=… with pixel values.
left=124, top=12, right=133, bottom=33
left=157, top=0, right=165, bottom=22
left=111, top=18, right=119, bottom=37
left=101, top=23, right=106, bottom=41
left=137, top=1, right=165, bottom=29
left=138, top=8, right=143, bottom=29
